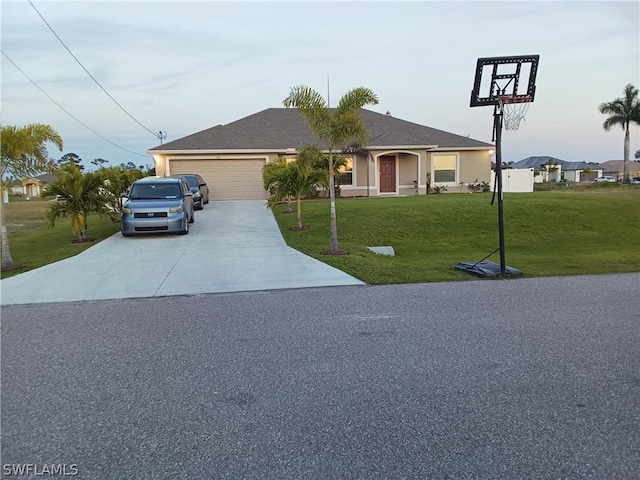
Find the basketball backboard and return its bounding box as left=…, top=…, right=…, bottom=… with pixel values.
left=470, top=55, right=540, bottom=107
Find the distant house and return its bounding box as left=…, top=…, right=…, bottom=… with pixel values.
left=148, top=108, right=494, bottom=200
left=561, top=162, right=601, bottom=183
left=8, top=179, right=24, bottom=195
left=510, top=156, right=602, bottom=183
left=598, top=160, right=640, bottom=181
left=510, top=156, right=565, bottom=183
left=21, top=173, right=57, bottom=197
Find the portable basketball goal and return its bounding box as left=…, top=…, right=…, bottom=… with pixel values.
left=456, top=54, right=540, bottom=278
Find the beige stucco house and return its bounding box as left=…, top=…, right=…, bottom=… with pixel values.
left=21, top=173, right=57, bottom=197
left=598, top=160, right=640, bottom=181
left=148, top=108, right=494, bottom=201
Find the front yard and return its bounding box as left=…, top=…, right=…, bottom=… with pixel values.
left=2, top=187, right=639, bottom=283
left=272, top=187, right=640, bottom=284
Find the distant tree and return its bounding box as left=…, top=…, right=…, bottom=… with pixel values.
left=91, top=158, right=109, bottom=168
left=0, top=123, right=63, bottom=270
left=42, top=164, right=114, bottom=243
left=598, top=84, right=640, bottom=183
left=635, top=149, right=640, bottom=161
left=117, top=161, right=141, bottom=171
left=283, top=85, right=378, bottom=253
left=57, top=152, right=84, bottom=171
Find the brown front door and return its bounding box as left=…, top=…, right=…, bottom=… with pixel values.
left=379, top=156, right=396, bottom=193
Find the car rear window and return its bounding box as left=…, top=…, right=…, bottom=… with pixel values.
left=183, top=176, right=199, bottom=188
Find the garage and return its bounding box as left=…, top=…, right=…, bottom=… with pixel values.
left=169, top=158, right=267, bottom=201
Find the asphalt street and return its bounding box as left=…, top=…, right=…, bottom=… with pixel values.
left=2, top=273, right=639, bottom=479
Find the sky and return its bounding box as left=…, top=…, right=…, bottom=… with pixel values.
left=1, top=0, right=639, bottom=171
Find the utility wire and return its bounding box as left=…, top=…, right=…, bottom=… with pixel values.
left=2, top=49, right=149, bottom=158
left=28, top=0, right=161, bottom=139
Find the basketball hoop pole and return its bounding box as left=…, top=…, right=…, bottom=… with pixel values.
left=494, top=107, right=507, bottom=278
left=460, top=54, right=538, bottom=279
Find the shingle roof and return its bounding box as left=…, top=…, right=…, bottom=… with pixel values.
left=563, top=161, right=594, bottom=171
left=148, top=108, right=493, bottom=152
left=510, top=156, right=568, bottom=169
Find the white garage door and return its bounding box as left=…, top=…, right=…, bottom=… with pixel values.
left=169, top=159, right=267, bottom=201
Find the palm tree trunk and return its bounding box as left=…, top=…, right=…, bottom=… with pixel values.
left=0, top=193, right=16, bottom=270
left=328, top=148, right=339, bottom=252
left=296, top=197, right=303, bottom=229
left=623, top=125, right=630, bottom=184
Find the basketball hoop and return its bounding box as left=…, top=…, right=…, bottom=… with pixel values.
left=498, top=95, right=532, bottom=131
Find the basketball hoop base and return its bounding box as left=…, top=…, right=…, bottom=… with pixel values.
left=455, top=260, right=523, bottom=278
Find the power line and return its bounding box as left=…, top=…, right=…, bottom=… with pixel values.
left=2, top=49, right=149, bottom=158
left=28, top=0, right=163, bottom=140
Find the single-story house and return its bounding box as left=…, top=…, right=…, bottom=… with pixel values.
left=21, top=173, right=57, bottom=197
left=510, top=156, right=603, bottom=183
left=510, top=156, right=567, bottom=183
left=147, top=108, right=494, bottom=200
left=8, top=179, right=25, bottom=195
left=561, top=162, right=602, bottom=183
left=598, top=160, right=640, bottom=181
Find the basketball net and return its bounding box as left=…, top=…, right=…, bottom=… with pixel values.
left=498, top=96, right=532, bottom=131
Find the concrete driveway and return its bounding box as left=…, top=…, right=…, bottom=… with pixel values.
left=0, top=201, right=364, bottom=305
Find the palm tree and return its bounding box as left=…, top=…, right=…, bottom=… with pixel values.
left=263, top=145, right=327, bottom=230
left=283, top=86, right=378, bottom=253
left=0, top=123, right=63, bottom=270
left=598, top=84, right=640, bottom=184
left=42, top=164, right=113, bottom=243
left=263, top=157, right=295, bottom=213
left=96, top=165, right=146, bottom=212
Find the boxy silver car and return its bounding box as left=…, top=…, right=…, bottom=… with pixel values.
left=121, top=177, right=194, bottom=236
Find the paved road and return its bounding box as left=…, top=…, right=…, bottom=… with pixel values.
left=2, top=273, right=639, bottom=479
left=0, top=201, right=362, bottom=305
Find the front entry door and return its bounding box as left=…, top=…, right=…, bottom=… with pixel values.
left=379, top=156, right=396, bottom=193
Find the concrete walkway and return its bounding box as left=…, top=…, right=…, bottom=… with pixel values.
left=0, top=201, right=364, bottom=305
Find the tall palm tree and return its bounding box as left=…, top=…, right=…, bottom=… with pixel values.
left=42, top=164, right=113, bottom=243
left=598, top=84, right=640, bottom=184
left=283, top=86, right=378, bottom=253
left=0, top=123, right=63, bottom=270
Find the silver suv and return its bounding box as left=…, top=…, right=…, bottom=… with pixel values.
left=121, top=176, right=194, bottom=236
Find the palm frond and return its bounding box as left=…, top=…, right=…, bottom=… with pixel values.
left=599, top=84, right=640, bottom=131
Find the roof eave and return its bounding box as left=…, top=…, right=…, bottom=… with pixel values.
left=369, top=144, right=439, bottom=150
left=148, top=148, right=285, bottom=155
left=429, top=146, right=494, bottom=151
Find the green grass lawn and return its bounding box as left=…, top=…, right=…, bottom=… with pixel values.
left=272, top=186, right=640, bottom=283
left=2, top=187, right=639, bottom=283
left=1, top=197, right=120, bottom=279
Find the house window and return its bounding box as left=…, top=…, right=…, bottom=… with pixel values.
left=337, top=156, right=353, bottom=185
left=433, top=154, right=457, bottom=183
